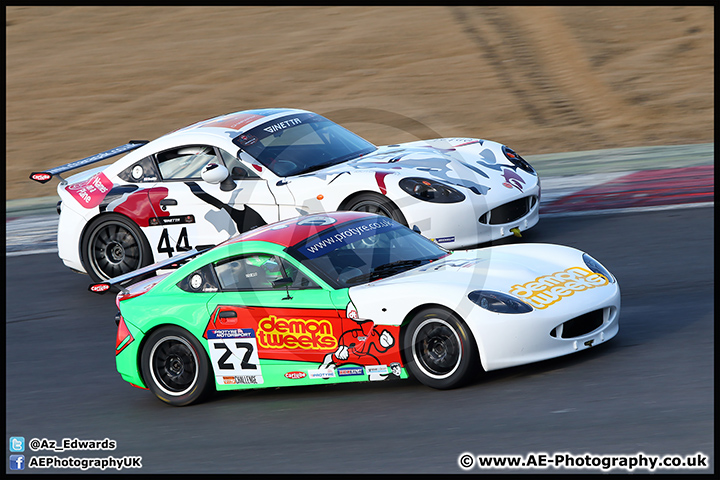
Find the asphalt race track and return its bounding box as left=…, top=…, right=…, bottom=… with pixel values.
left=5, top=207, right=714, bottom=474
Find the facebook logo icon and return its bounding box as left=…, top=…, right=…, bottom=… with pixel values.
left=9, top=454, right=25, bottom=470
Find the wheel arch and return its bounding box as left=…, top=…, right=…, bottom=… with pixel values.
left=337, top=190, right=385, bottom=210
left=79, top=211, right=151, bottom=256
left=79, top=211, right=155, bottom=280
left=135, top=321, right=216, bottom=401
left=337, top=190, right=408, bottom=225
left=398, top=303, right=485, bottom=372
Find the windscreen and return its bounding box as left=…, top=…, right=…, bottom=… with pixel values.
left=286, top=216, right=449, bottom=289
left=232, top=112, right=377, bottom=177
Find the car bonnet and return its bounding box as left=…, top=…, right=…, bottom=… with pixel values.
left=290, top=139, right=537, bottom=200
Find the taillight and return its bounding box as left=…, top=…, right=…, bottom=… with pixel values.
left=115, top=316, right=134, bottom=356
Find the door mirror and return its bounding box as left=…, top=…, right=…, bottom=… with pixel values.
left=201, top=162, right=237, bottom=191
left=272, top=277, right=293, bottom=288
left=201, top=163, right=229, bottom=184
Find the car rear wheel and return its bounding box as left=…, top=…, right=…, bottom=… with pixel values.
left=403, top=308, right=479, bottom=389
left=81, top=214, right=152, bottom=282
left=345, top=193, right=407, bottom=225
left=140, top=326, right=214, bottom=407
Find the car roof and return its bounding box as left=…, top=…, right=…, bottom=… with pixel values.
left=167, top=108, right=310, bottom=139
left=221, top=211, right=377, bottom=249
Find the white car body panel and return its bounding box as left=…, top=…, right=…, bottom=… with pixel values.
left=348, top=244, right=620, bottom=371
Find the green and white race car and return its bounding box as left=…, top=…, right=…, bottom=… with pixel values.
left=93, top=211, right=619, bottom=406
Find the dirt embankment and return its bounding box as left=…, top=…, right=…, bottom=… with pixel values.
left=6, top=6, right=714, bottom=201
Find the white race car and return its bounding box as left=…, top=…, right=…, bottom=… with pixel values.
left=31, top=108, right=540, bottom=281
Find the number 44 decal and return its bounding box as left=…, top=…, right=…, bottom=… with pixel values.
left=157, top=227, right=192, bottom=257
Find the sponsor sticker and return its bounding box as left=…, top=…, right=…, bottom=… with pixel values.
left=30, top=172, right=52, bottom=183
left=263, top=117, right=302, bottom=134
left=509, top=266, right=609, bottom=310
left=308, top=368, right=336, bottom=379
left=337, top=366, right=365, bottom=377
left=433, top=236, right=455, bottom=244
left=236, top=134, right=258, bottom=146
left=66, top=172, right=113, bottom=209
left=284, top=371, right=307, bottom=380
left=89, top=284, right=110, bottom=293
left=297, top=217, right=396, bottom=259
left=366, top=365, right=389, bottom=375
left=223, top=375, right=262, bottom=385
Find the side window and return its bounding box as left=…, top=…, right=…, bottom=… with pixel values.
left=157, top=145, right=217, bottom=180
left=218, top=148, right=259, bottom=180
left=214, top=254, right=319, bottom=291
left=177, top=264, right=220, bottom=293
left=278, top=258, right=320, bottom=290
left=117, top=156, right=161, bottom=183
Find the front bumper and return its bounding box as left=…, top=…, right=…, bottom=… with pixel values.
left=466, top=284, right=621, bottom=372
left=400, top=189, right=540, bottom=249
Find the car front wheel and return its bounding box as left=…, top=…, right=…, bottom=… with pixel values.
left=403, top=308, right=479, bottom=389
left=140, top=326, right=214, bottom=406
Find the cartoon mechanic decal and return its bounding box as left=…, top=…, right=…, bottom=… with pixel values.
left=319, top=317, right=401, bottom=381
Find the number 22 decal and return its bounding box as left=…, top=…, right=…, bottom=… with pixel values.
left=207, top=328, right=264, bottom=385
left=214, top=342, right=257, bottom=370
left=157, top=227, right=192, bottom=257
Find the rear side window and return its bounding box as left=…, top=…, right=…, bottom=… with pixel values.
left=118, top=156, right=161, bottom=183
left=177, top=264, right=220, bottom=293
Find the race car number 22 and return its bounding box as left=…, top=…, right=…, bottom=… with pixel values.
left=207, top=328, right=264, bottom=386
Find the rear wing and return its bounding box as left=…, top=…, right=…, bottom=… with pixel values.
left=30, top=140, right=149, bottom=184
left=88, top=245, right=213, bottom=294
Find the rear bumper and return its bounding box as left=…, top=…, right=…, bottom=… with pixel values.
left=57, top=204, right=87, bottom=274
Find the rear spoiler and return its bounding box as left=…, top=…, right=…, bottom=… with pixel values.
left=88, top=245, right=213, bottom=294
left=30, top=140, right=149, bottom=184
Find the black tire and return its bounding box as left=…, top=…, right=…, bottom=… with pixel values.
left=81, top=214, right=152, bottom=282
left=344, top=193, right=407, bottom=225
left=403, top=308, right=479, bottom=389
left=140, top=326, right=214, bottom=407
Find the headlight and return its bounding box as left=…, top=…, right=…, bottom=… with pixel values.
left=502, top=145, right=535, bottom=175
left=582, top=253, right=615, bottom=284
left=468, top=290, right=533, bottom=314
left=399, top=177, right=465, bottom=203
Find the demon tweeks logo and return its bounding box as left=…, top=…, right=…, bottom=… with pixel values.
left=256, top=315, right=337, bottom=350
left=509, top=266, right=609, bottom=309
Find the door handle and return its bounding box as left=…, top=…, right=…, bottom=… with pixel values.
left=218, top=310, right=237, bottom=319
left=159, top=199, right=178, bottom=206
